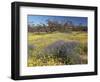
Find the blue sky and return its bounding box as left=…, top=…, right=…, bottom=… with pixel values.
left=28, top=15, right=87, bottom=26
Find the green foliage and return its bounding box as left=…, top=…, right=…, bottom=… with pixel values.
left=28, top=32, right=88, bottom=66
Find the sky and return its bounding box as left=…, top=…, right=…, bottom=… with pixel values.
left=28, top=15, right=88, bottom=26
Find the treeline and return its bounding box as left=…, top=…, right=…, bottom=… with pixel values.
left=28, top=19, right=87, bottom=33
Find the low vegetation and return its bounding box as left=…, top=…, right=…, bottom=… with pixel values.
left=28, top=32, right=87, bottom=66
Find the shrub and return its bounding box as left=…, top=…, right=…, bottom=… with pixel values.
left=44, top=40, right=82, bottom=64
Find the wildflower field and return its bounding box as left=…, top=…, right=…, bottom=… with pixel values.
left=28, top=31, right=87, bottom=66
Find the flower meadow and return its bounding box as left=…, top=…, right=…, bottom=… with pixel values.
left=28, top=32, right=87, bottom=66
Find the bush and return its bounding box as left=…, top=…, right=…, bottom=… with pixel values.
left=44, top=40, right=82, bottom=64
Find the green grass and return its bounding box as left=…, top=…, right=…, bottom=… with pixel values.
left=28, top=31, right=87, bottom=66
